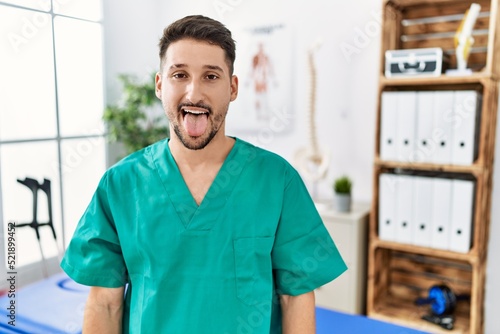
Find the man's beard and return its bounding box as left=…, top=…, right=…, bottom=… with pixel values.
left=165, top=101, right=228, bottom=150
left=173, top=124, right=219, bottom=150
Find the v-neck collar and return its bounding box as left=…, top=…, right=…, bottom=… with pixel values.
left=152, top=138, right=243, bottom=230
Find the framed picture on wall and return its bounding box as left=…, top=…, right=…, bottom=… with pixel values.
left=228, top=22, right=294, bottom=134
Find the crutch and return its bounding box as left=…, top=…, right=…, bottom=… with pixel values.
left=38, top=178, right=62, bottom=262
left=16, top=177, right=58, bottom=277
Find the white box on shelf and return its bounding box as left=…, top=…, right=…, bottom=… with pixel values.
left=395, top=175, right=414, bottom=244
left=449, top=179, right=475, bottom=253
left=396, top=92, right=418, bottom=162
left=380, top=92, right=398, bottom=161
left=431, top=178, right=452, bottom=250
left=415, top=91, right=435, bottom=163
left=378, top=173, right=397, bottom=242
left=412, top=176, right=433, bottom=247
left=452, top=91, right=481, bottom=165
left=432, top=91, right=454, bottom=164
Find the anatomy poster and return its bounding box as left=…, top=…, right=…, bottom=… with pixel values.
left=229, top=23, right=294, bottom=133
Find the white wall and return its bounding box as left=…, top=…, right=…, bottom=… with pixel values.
left=103, top=1, right=500, bottom=333
left=103, top=0, right=162, bottom=100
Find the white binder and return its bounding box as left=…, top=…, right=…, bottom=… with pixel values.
left=432, top=92, right=454, bottom=164
left=431, top=178, right=452, bottom=250
left=378, top=173, right=397, bottom=242
left=415, top=92, right=435, bottom=163
left=449, top=179, right=475, bottom=253
left=395, top=175, right=414, bottom=244
left=412, top=176, right=433, bottom=247
left=396, top=92, right=418, bottom=162
left=380, top=92, right=398, bottom=161
left=452, top=91, right=480, bottom=165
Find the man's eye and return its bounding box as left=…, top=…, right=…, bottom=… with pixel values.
left=206, top=74, right=219, bottom=80
left=173, top=73, right=187, bottom=79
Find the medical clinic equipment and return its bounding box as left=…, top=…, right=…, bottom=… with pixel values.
left=415, top=284, right=470, bottom=330
left=16, top=177, right=61, bottom=277
left=294, top=39, right=330, bottom=197
left=447, top=3, right=482, bottom=75
left=385, top=47, right=448, bottom=78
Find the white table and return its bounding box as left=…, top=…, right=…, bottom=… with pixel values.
left=314, top=202, right=370, bottom=314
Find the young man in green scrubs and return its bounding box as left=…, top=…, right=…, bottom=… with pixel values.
left=61, top=15, right=347, bottom=333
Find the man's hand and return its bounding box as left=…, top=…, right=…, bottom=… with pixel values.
left=83, top=286, right=125, bottom=333
left=280, top=291, right=316, bottom=334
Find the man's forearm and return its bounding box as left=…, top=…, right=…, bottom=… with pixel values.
left=280, top=291, right=316, bottom=334
left=83, top=287, right=124, bottom=333
left=83, top=303, right=122, bottom=333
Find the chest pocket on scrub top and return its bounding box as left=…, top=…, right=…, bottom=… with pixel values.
left=233, top=236, right=274, bottom=306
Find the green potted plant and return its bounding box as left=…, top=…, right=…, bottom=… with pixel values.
left=333, top=175, right=352, bottom=212
left=103, top=72, right=169, bottom=157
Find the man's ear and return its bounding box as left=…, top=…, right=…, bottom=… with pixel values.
left=230, top=75, right=238, bottom=102
left=155, top=72, right=162, bottom=99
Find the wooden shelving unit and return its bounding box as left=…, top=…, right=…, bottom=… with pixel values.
left=380, top=73, right=497, bottom=86
left=374, top=158, right=485, bottom=175
left=367, top=1, right=500, bottom=333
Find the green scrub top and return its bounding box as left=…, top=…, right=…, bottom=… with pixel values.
left=61, top=138, right=347, bottom=333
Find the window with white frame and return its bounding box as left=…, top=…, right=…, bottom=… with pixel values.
left=0, top=0, right=106, bottom=272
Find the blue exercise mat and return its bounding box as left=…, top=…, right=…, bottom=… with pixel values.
left=0, top=272, right=89, bottom=334
left=316, top=307, right=431, bottom=334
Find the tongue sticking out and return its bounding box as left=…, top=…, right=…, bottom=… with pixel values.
left=183, top=113, right=208, bottom=137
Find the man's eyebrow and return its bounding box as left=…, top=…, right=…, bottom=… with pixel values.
left=204, top=65, right=224, bottom=72
left=169, top=64, right=225, bottom=72
left=170, top=63, right=187, bottom=70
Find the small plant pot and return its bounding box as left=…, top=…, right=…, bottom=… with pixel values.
left=334, top=193, right=351, bottom=213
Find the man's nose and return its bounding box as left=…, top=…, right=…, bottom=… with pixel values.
left=185, top=79, right=204, bottom=102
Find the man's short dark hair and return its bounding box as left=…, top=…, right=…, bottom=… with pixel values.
left=158, top=15, right=236, bottom=75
